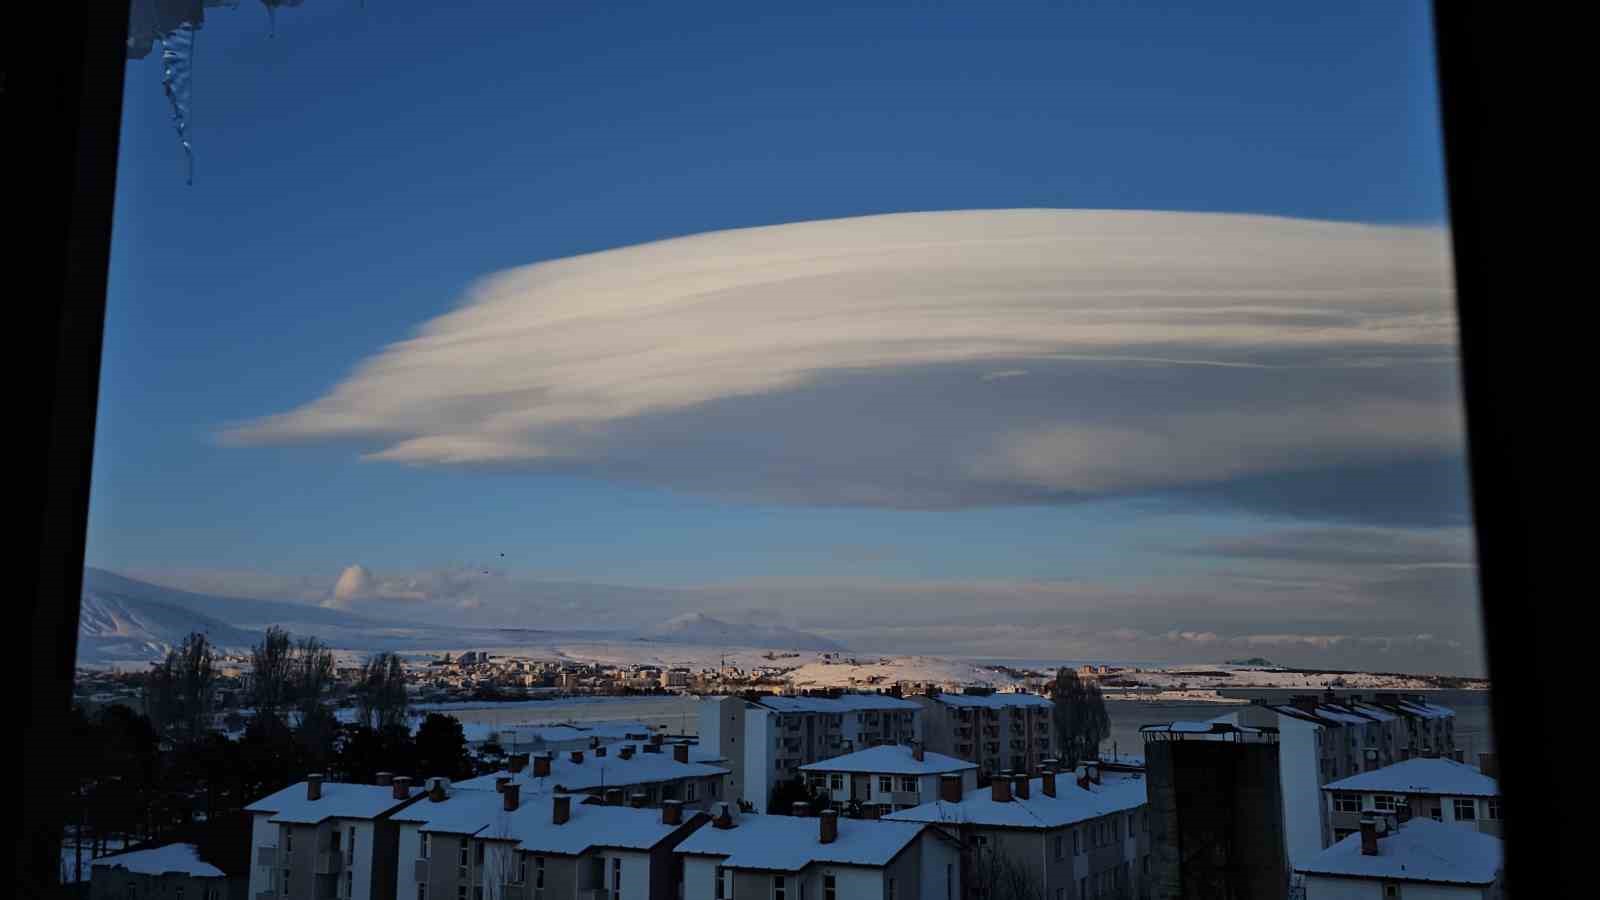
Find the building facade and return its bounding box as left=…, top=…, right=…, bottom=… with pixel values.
left=913, top=691, right=1056, bottom=779
left=741, top=693, right=923, bottom=813
left=245, top=775, right=426, bottom=900
left=1296, top=817, right=1503, bottom=900
left=1322, top=756, right=1502, bottom=842
left=458, top=742, right=730, bottom=813
left=801, top=744, right=979, bottom=814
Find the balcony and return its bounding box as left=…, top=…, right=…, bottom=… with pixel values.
left=256, top=846, right=279, bottom=867
left=315, top=851, right=344, bottom=875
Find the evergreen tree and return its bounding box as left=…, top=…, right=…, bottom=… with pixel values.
left=415, top=713, right=473, bottom=780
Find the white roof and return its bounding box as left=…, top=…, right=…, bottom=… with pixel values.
left=1324, top=758, right=1498, bottom=798
left=677, top=814, right=927, bottom=871
left=456, top=744, right=728, bottom=793
left=755, top=694, right=921, bottom=714
left=1296, top=817, right=1501, bottom=885
left=497, top=721, right=653, bottom=745
left=800, top=745, right=977, bottom=776
left=925, top=692, right=1052, bottom=710
left=398, top=788, right=683, bottom=854
left=885, top=772, right=1145, bottom=830
left=245, top=782, right=422, bottom=824
left=1393, top=699, right=1455, bottom=719
left=91, top=843, right=224, bottom=878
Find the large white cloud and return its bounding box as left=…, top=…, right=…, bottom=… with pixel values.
left=223, top=209, right=1459, bottom=512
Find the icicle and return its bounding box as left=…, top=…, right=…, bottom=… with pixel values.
left=158, top=23, right=198, bottom=185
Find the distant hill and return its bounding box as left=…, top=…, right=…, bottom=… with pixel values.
left=641, top=612, right=843, bottom=651
left=78, top=580, right=260, bottom=668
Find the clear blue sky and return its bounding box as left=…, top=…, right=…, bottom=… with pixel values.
left=88, top=1, right=1476, bottom=670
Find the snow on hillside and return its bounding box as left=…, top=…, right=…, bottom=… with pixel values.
left=783, top=655, right=1023, bottom=690
left=640, top=612, right=843, bottom=651
left=77, top=589, right=258, bottom=668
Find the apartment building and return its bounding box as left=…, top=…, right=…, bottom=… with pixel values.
left=1295, top=817, right=1504, bottom=900
left=887, top=762, right=1149, bottom=900
left=245, top=774, right=426, bottom=900
left=742, top=693, right=922, bottom=813
left=913, top=690, right=1057, bottom=779
left=89, top=843, right=238, bottom=900
left=678, top=803, right=960, bottom=900
left=1323, top=755, right=1502, bottom=841
left=458, top=742, right=730, bottom=812
left=800, top=743, right=978, bottom=814
left=393, top=780, right=707, bottom=900
left=698, top=697, right=749, bottom=804
left=1216, top=692, right=1460, bottom=870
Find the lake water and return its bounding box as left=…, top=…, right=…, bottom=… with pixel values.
left=440, top=690, right=1495, bottom=759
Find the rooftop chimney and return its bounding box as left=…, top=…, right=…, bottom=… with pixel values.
left=306, top=774, right=324, bottom=801
left=507, top=755, right=527, bottom=774
left=605, top=789, right=624, bottom=806
left=630, top=792, right=647, bottom=809
left=375, top=771, right=393, bottom=787
left=673, top=743, right=689, bottom=764
left=595, top=745, right=607, bottom=757
left=534, top=754, right=552, bottom=778
left=819, top=809, right=838, bottom=844
left=940, top=773, right=963, bottom=804
left=570, top=751, right=585, bottom=764
left=1012, top=773, right=1030, bottom=800
left=429, top=778, right=447, bottom=803
left=502, top=784, right=520, bottom=811
left=1076, top=764, right=1090, bottom=790
left=1479, top=753, right=1498, bottom=779
left=1088, top=762, right=1101, bottom=785
left=911, top=742, right=925, bottom=762
left=662, top=800, right=683, bottom=826
left=495, top=776, right=511, bottom=792
left=553, top=794, right=571, bottom=825
left=713, top=802, right=735, bottom=829
left=792, top=802, right=810, bottom=817
left=619, top=746, right=636, bottom=760
left=643, top=743, right=662, bottom=754
left=1452, top=749, right=1464, bottom=763
left=651, top=733, right=665, bottom=746
left=1360, top=817, right=1379, bottom=856
left=392, top=776, right=412, bottom=800
left=1042, top=758, right=1060, bottom=772
left=1041, top=770, right=1057, bottom=797
left=991, top=775, right=1012, bottom=803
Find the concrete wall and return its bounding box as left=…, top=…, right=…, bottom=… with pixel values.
left=249, top=813, right=277, bottom=898
left=700, top=698, right=748, bottom=804
left=1327, top=793, right=1503, bottom=840
left=1145, top=739, right=1288, bottom=900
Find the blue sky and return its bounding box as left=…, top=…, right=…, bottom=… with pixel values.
left=90, top=1, right=1480, bottom=672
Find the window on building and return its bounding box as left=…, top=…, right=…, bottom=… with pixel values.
left=1073, top=828, right=1081, bottom=854
left=1334, top=793, right=1361, bottom=813
left=459, top=839, right=469, bottom=872
left=824, top=874, right=837, bottom=900
left=887, top=877, right=896, bottom=900
left=879, top=776, right=893, bottom=793
left=283, top=869, right=291, bottom=897
left=421, top=833, right=430, bottom=859
left=455, top=887, right=465, bottom=900
left=475, top=841, right=486, bottom=866
left=1454, top=797, right=1477, bottom=820
left=176, top=887, right=184, bottom=900
left=345, top=871, right=353, bottom=898
left=535, top=857, right=546, bottom=890
left=348, top=827, right=356, bottom=860
left=1382, top=884, right=1403, bottom=899
left=900, top=776, right=917, bottom=793
left=687, top=782, right=697, bottom=802
left=946, top=865, right=953, bottom=900
left=831, top=774, right=844, bottom=791
left=1054, top=834, right=1064, bottom=860
left=1078, top=877, right=1086, bottom=900
left=417, top=884, right=426, bottom=900
left=1486, top=798, right=1502, bottom=820
left=473, top=888, right=483, bottom=900
left=1373, top=795, right=1398, bottom=813
left=611, top=858, right=621, bottom=900
left=285, top=833, right=294, bottom=854
left=515, top=854, right=526, bottom=884
left=1430, top=805, right=1443, bottom=822
left=716, top=867, right=729, bottom=900
left=774, top=874, right=787, bottom=900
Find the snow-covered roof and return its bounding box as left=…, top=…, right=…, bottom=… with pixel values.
left=91, top=843, right=224, bottom=878
left=924, top=692, right=1052, bottom=710
left=1393, top=698, right=1455, bottom=719
left=398, top=788, right=684, bottom=854
left=1296, top=817, right=1501, bottom=886
left=800, top=745, right=977, bottom=776
left=885, top=772, right=1145, bottom=830
left=245, top=782, right=422, bottom=824
left=754, top=694, right=921, bottom=714
left=1324, top=758, right=1498, bottom=798
left=455, top=743, right=728, bottom=794
left=677, top=814, right=927, bottom=871
left=495, top=721, right=652, bottom=745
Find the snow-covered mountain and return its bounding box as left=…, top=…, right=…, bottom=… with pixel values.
left=78, top=583, right=260, bottom=668
left=640, top=612, right=843, bottom=651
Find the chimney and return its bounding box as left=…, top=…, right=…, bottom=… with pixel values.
left=1452, top=749, right=1464, bottom=763
left=306, top=774, right=324, bottom=801
left=991, top=775, right=1012, bottom=803
left=662, top=800, right=683, bottom=826
left=533, top=754, right=552, bottom=778
left=1478, top=753, right=1498, bottom=779
left=1359, top=817, right=1379, bottom=856
left=429, top=778, right=447, bottom=803
left=673, top=743, right=690, bottom=764
left=553, top=794, right=572, bottom=825
left=495, top=776, right=512, bottom=792
left=375, top=771, right=393, bottom=787
left=1012, top=773, right=1030, bottom=800
left=819, top=809, right=838, bottom=844
left=644, top=743, right=662, bottom=754
left=1042, top=757, right=1060, bottom=772
left=619, top=746, right=636, bottom=760
left=392, top=776, right=412, bottom=800
left=630, top=792, right=647, bottom=809
left=508, top=755, right=527, bottom=774
left=712, top=802, right=735, bottom=829
left=940, top=773, right=963, bottom=804
left=570, top=751, right=585, bottom=764
left=595, top=745, right=607, bottom=757
left=651, top=733, right=665, bottom=746
left=605, top=789, right=624, bottom=806
left=912, top=742, right=925, bottom=762
left=792, top=802, right=810, bottom=818
left=1088, top=762, right=1101, bottom=785
left=1041, top=770, right=1057, bottom=797
left=502, top=784, right=520, bottom=811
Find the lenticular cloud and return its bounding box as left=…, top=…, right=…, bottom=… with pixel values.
left=223, top=209, right=1461, bottom=513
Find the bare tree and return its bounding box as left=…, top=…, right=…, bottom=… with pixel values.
left=291, top=636, right=336, bottom=725
left=144, top=632, right=216, bottom=743
left=971, top=845, right=1045, bottom=900
left=478, top=815, right=520, bottom=900
left=250, top=626, right=295, bottom=728
left=356, top=652, right=409, bottom=731
left=1052, top=669, right=1110, bottom=767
